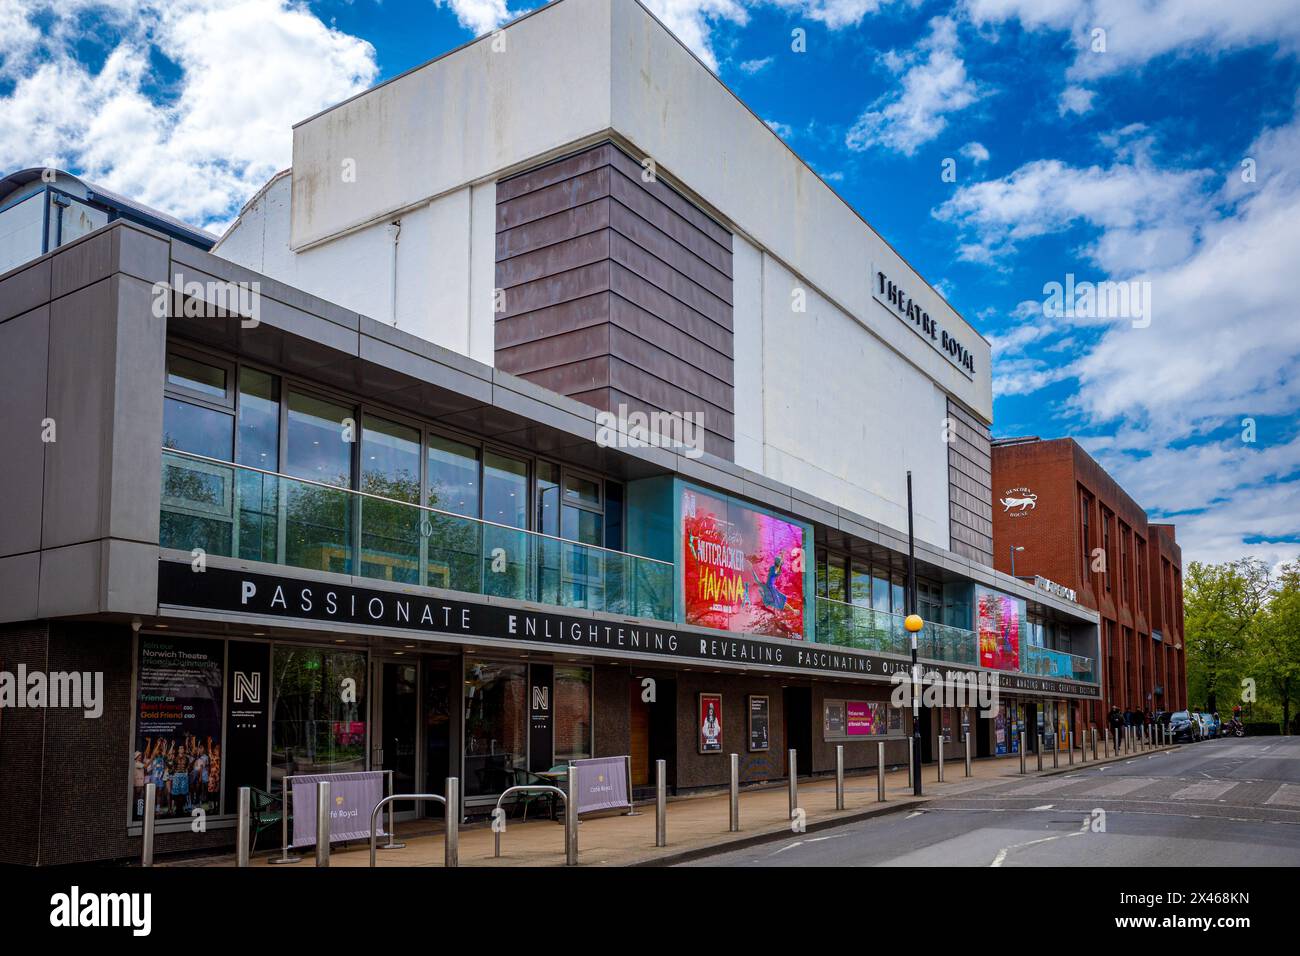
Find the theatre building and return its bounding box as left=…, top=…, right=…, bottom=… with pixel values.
left=0, top=0, right=1101, bottom=865
left=991, top=436, right=1187, bottom=729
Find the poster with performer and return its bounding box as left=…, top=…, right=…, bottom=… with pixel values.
left=133, top=636, right=225, bottom=821
left=698, top=693, right=724, bottom=753
left=976, top=588, right=1022, bottom=671
left=995, top=704, right=1008, bottom=755
left=682, top=487, right=807, bottom=639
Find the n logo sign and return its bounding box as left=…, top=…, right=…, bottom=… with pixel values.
left=233, top=671, right=262, bottom=704
left=532, top=685, right=549, bottom=711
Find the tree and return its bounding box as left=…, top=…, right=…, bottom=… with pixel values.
left=1184, top=558, right=1271, bottom=713
left=1249, top=559, right=1300, bottom=734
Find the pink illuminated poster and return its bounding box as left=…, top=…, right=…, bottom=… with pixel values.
left=977, top=590, right=1021, bottom=671
left=846, top=701, right=877, bottom=736
left=682, top=488, right=806, bottom=639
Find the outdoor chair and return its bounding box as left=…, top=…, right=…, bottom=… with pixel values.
left=248, top=787, right=284, bottom=853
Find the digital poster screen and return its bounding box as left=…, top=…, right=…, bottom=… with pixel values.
left=976, top=588, right=1022, bottom=671
left=682, top=487, right=807, bottom=639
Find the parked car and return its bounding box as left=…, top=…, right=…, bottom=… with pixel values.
left=1190, top=710, right=1217, bottom=740
left=1166, top=710, right=1199, bottom=742
left=1206, top=712, right=1222, bottom=739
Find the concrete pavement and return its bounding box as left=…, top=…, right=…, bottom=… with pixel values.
left=170, top=732, right=1171, bottom=868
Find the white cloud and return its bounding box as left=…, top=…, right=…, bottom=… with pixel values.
left=972, top=104, right=1300, bottom=566
left=433, top=0, right=512, bottom=36
left=846, top=15, right=983, bottom=156
left=738, top=56, right=773, bottom=74
left=934, top=131, right=1212, bottom=271
left=960, top=140, right=989, bottom=164
left=0, top=0, right=378, bottom=231
left=964, top=0, right=1300, bottom=79
left=1057, top=84, right=1094, bottom=115
left=765, top=118, right=794, bottom=138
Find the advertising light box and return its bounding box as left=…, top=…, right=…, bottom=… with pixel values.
left=681, top=485, right=808, bottom=639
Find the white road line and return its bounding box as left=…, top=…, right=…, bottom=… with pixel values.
left=1083, top=777, right=1157, bottom=798
left=1265, top=784, right=1300, bottom=807
left=1171, top=781, right=1237, bottom=801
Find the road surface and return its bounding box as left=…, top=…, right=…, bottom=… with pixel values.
left=684, top=736, right=1300, bottom=867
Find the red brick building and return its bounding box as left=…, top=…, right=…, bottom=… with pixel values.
left=991, top=438, right=1186, bottom=728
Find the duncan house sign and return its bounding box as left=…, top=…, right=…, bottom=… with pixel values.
left=873, top=267, right=977, bottom=378
left=156, top=561, right=1098, bottom=698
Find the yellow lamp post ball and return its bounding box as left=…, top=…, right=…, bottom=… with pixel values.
left=904, top=614, right=924, bottom=633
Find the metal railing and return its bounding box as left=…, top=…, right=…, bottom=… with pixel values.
left=368, top=781, right=459, bottom=868
left=160, top=448, right=674, bottom=622
left=492, top=785, right=569, bottom=860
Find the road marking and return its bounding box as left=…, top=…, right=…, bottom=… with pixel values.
left=990, top=828, right=1085, bottom=867
left=1083, top=777, right=1157, bottom=798
left=1265, top=784, right=1300, bottom=807
left=1004, top=779, right=1076, bottom=796
left=1029, top=804, right=1055, bottom=811
left=1171, top=781, right=1237, bottom=801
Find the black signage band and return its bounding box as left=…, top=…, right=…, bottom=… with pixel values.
left=157, top=562, right=1100, bottom=698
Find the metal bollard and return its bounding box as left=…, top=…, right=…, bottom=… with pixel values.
left=787, top=749, right=799, bottom=818
left=269, top=777, right=302, bottom=864
left=142, top=782, right=156, bottom=867
left=729, top=754, right=740, bottom=831
left=835, top=745, right=845, bottom=810
left=907, top=737, right=914, bottom=788
left=379, top=770, right=405, bottom=850
left=566, top=762, right=578, bottom=865
left=1078, top=729, right=1085, bottom=763
left=236, top=787, right=251, bottom=867
left=445, top=777, right=459, bottom=868
left=1068, top=732, right=1075, bottom=765
left=315, top=780, right=330, bottom=867
left=1037, top=734, right=1044, bottom=771
left=1092, top=728, right=1099, bottom=761
left=877, top=742, right=886, bottom=802
left=655, top=759, right=667, bottom=848
left=964, top=731, right=973, bottom=777
left=1019, top=732, right=1027, bottom=774
left=937, top=735, right=945, bottom=782
left=1052, top=733, right=1059, bottom=769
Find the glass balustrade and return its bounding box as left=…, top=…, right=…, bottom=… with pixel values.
left=815, top=596, right=1094, bottom=680
left=1023, top=644, right=1096, bottom=683
left=160, top=449, right=674, bottom=622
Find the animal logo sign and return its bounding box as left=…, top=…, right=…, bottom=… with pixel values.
left=1000, top=487, right=1038, bottom=516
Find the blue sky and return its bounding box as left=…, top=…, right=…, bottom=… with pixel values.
left=2, top=0, right=1298, bottom=569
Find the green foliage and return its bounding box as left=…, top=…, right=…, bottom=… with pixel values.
left=1186, top=555, right=1300, bottom=733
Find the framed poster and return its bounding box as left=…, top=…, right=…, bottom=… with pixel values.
left=748, top=695, right=770, bottom=752
left=823, top=699, right=846, bottom=739
left=941, top=708, right=953, bottom=744
left=133, top=635, right=225, bottom=822
left=698, top=692, right=723, bottom=754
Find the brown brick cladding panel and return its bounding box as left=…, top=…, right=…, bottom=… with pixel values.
left=495, top=143, right=735, bottom=459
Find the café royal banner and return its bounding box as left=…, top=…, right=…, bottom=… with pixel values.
left=157, top=561, right=1100, bottom=699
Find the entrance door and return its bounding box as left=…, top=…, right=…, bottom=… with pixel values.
left=782, top=687, right=812, bottom=776
left=629, top=675, right=676, bottom=792
left=422, top=658, right=452, bottom=818
left=372, top=658, right=419, bottom=818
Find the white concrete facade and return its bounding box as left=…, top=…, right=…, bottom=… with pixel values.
left=213, top=0, right=990, bottom=552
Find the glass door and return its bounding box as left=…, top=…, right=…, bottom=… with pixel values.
left=371, top=658, right=420, bottom=819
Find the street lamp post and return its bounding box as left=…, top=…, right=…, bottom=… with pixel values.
left=906, top=472, right=923, bottom=797
left=1010, top=545, right=1025, bottom=578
